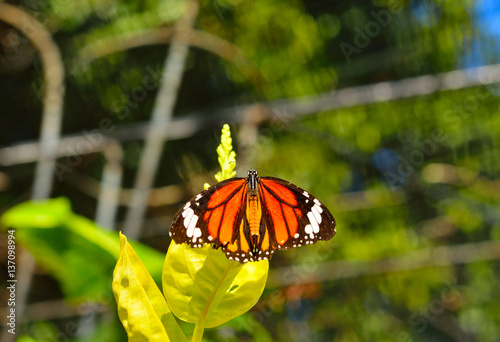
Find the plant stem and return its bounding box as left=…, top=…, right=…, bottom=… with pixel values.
left=191, top=319, right=206, bottom=342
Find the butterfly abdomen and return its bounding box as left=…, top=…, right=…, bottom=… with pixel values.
left=247, top=194, right=262, bottom=238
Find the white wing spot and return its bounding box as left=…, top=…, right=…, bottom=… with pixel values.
left=243, top=258, right=248, bottom=263
left=305, top=224, right=312, bottom=234
left=195, top=194, right=202, bottom=200
left=235, top=257, right=240, bottom=262
left=311, top=205, right=322, bottom=225
left=194, top=227, right=202, bottom=238
left=182, top=206, right=193, bottom=218
left=183, top=202, right=191, bottom=210
left=303, top=191, right=310, bottom=198
left=294, top=233, right=299, bottom=239
left=186, top=214, right=199, bottom=237
left=208, top=236, right=213, bottom=241
left=314, top=198, right=321, bottom=206
left=307, top=211, right=320, bottom=233
left=184, top=208, right=194, bottom=229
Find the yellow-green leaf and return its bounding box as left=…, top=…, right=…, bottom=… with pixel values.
left=113, top=233, right=187, bottom=342
left=163, top=243, right=268, bottom=328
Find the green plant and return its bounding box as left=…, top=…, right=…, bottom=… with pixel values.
left=112, top=124, right=269, bottom=341
left=1, top=198, right=164, bottom=341
left=1, top=197, right=165, bottom=302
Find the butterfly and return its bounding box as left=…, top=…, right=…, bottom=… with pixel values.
left=169, top=170, right=336, bottom=263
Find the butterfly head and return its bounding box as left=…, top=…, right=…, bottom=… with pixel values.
left=246, top=169, right=259, bottom=195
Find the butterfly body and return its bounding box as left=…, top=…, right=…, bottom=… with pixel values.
left=169, top=170, right=336, bottom=263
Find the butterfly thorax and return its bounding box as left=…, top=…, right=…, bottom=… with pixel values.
left=246, top=170, right=263, bottom=254
left=246, top=170, right=259, bottom=195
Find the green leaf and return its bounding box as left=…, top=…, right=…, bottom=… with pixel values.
left=1, top=197, right=71, bottom=229
left=162, top=243, right=269, bottom=328
left=0, top=198, right=164, bottom=302
left=113, top=233, right=188, bottom=342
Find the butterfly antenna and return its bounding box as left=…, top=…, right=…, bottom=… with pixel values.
left=255, top=167, right=279, bottom=177
left=233, top=161, right=280, bottom=177
left=236, top=161, right=255, bottom=171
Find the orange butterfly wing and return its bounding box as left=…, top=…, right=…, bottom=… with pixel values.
left=169, top=178, right=247, bottom=249
left=258, top=177, right=336, bottom=253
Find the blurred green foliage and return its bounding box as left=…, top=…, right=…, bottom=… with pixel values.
left=249, top=87, right=500, bottom=341
left=1, top=198, right=165, bottom=301
left=1, top=0, right=499, bottom=341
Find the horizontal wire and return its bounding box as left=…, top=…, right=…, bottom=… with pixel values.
left=2, top=63, right=500, bottom=167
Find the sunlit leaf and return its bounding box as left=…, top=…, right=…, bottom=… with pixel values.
left=163, top=243, right=268, bottom=328
left=113, top=233, right=188, bottom=342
